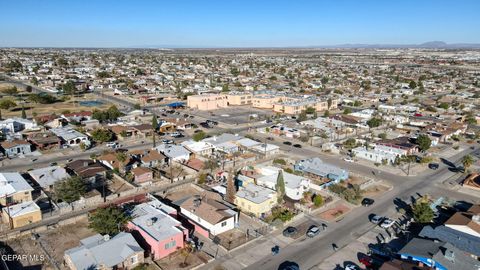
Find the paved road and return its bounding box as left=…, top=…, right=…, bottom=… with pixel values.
left=244, top=147, right=479, bottom=270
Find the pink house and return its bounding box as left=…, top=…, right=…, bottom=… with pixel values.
left=127, top=197, right=188, bottom=260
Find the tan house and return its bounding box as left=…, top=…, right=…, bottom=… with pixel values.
left=0, top=172, right=34, bottom=206
left=187, top=94, right=228, bottom=110
left=2, top=201, right=42, bottom=228
left=226, top=92, right=253, bottom=105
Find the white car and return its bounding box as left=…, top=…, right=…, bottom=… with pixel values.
left=345, top=264, right=360, bottom=270
left=106, top=142, right=119, bottom=148
left=380, top=218, right=395, bottom=229
left=344, top=157, right=354, bottom=162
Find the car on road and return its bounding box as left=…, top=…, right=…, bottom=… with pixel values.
left=293, top=144, right=302, bottom=148
left=344, top=157, right=354, bottom=162
left=306, top=225, right=321, bottom=237
left=283, top=141, right=292, bottom=145
left=428, top=163, right=439, bottom=170
left=380, top=218, right=395, bottom=229
left=49, top=162, right=57, bottom=166
left=162, top=139, right=174, bottom=144
left=282, top=226, right=298, bottom=237
left=106, top=142, right=119, bottom=148
left=266, top=137, right=275, bottom=141
left=361, top=198, right=375, bottom=207
left=370, top=215, right=383, bottom=224
left=194, top=129, right=203, bottom=133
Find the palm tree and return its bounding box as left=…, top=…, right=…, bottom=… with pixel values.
left=462, top=155, right=474, bottom=171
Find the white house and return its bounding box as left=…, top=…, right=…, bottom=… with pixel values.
left=255, top=166, right=310, bottom=201
left=155, top=144, right=190, bottom=162
left=176, top=196, right=238, bottom=237
left=51, top=126, right=90, bottom=147
left=352, top=146, right=399, bottom=164
left=180, top=140, right=215, bottom=157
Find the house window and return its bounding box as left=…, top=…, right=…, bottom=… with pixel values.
left=164, top=240, right=177, bottom=250
left=221, top=221, right=227, bottom=227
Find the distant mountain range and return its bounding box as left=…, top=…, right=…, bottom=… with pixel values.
left=129, top=41, right=480, bottom=49
left=317, top=41, right=480, bottom=49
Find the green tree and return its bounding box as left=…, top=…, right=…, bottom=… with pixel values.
left=54, top=176, right=87, bottom=204
left=133, top=103, right=141, bottom=110
left=1, top=86, right=18, bottom=95
left=152, top=115, right=159, bottom=130
left=313, top=194, right=324, bottom=207
left=222, top=84, right=229, bottom=92
left=344, top=138, right=356, bottom=149
left=305, top=107, right=316, bottom=114
left=412, top=199, right=434, bottom=223
left=226, top=170, right=236, bottom=203
left=25, top=85, right=33, bottom=93
left=323, top=110, right=330, bottom=117
left=409, top=80, right=417, bottom=89
left=353, top=100, right=362, bottom=107
left=91, top=129, right=113, bottom=143
left=297, top=110, right=307, bottom=122
left=378, top=133, right=387, bottom=140
left=276, top=170, right=286, bottom=202
left=192, top=131, right=207, bottom=142
left=367, top=118, right=382, bottom=129
left=462, top=154, right=474, bottom=170
left=0, top=99, right=17, bottom=110
left=438, top=102, right=450, bottom=110
left=416, top=134, right=432, bottom=152
left=343, top=108, right=352, bottom=114
left=30, top=77, right=39, bottom=85
left=62, top=80, right=77, bottom=95
left=21, top=104, right=27, bottom=119
left=88, top=206, right=130, bottom=235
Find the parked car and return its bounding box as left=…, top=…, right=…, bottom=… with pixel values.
left=380, top=218, right=395, bottom=229
left=106, top=142, right=119, bottom=148
left=428, top=163, right=439, bottom=170
left=371, top=215, right=383, bottom=224
left=344, top=157, right=354, bottom=162
left=283, top=141, right=292, bottom=145
left=306, top=225, right=321, bottom=237
left=49, top=162, right=57, bottom=166
left=361, top=198, right=375, bottom=207
left=194, top=129, right=203, bottom=133
left=266, top=137, right=275, bottom=141
left=162, top=139, right=174, bottom=144
left=293, top=144, right=302, bottom=148
left=282, top=226, right=298, bottom=237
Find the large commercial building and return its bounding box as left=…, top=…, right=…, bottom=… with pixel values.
left=187, top=94, right=228, bottom=110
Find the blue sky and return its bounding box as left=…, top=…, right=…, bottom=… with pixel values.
left=1, top=0, right=479, bottom=47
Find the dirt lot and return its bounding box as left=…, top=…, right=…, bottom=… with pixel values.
left=163, top=184, right=222, bottom=202
left=155, top=250, right=211, bottom=270
left=39, top=218, right=97, bottom=268
left=4, top=235, right=55, bottom=269
left=362, top=183, right=392, bottom=198
left=317, top=202, right=352, bottom=222
left=0, top=84, right=111, bottom=118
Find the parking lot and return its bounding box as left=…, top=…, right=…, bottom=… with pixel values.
left=187, top=106, right=275, bottom=125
